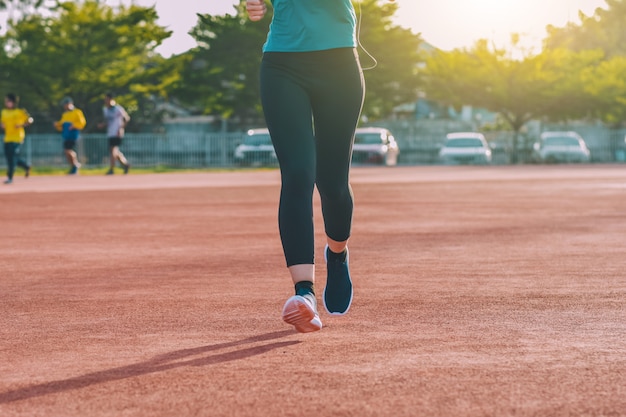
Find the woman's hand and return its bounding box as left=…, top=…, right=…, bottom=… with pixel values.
left=246, top=0, right=266, bottom=22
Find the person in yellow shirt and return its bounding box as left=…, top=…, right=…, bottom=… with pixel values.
left=1, top=93, right=33, bottom=184
left=53, top=97, right=86, bottom=175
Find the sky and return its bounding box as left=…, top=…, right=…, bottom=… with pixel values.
left=1, top=0, right=609, bottom=57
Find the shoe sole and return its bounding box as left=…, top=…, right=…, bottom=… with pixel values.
left=282, top=296, right=322, bottom=333
left=323, top=245, right=353, bottom=316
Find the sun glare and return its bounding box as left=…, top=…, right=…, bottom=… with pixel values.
left=393, top=0, right=606, bottom=51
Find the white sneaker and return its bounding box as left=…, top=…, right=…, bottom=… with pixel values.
left=282, top=295, right=322, bottom=333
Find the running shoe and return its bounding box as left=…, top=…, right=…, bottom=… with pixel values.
left=323, top=245, right=353, bottom=315
left=282, top=294, right=322, bottom=333
left=68, top=165, right=78, bottom=175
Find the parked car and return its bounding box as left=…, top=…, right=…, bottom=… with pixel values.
left=352, top=127, right=400, bottom=166
left=233, top=128, right=277, bottom=167
left=439, top=132, right=492, bottom=165
left=533, top=131, right=591, bottom=163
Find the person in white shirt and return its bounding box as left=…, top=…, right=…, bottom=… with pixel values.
left=99, top=92, right=131, bottom=175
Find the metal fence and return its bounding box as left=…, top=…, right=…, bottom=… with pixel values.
left=5, top=132, right=245, bottom=170
left=3, top=124, right=626, bottom=170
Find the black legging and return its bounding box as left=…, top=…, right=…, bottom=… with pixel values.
left=260, top=48, right=365, bottom=266
left=4, top=142, right=29, bottom=180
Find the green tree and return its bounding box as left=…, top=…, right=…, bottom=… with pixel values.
left=0, top=0, right=174, bottom=131
left=172, top=1, right=269, bottom=123
left=0, top=0, right=45, bottom=15
left=173, top=0, right=423, bottom=123
left=545, top=0, right=626, bottom=57
left=544, top=0, right=626, bottom=126
left=421, top=40, right=603, bottom=162
left=355, top=0, right=423, bottom=120
left=581, top=56, right=626, bottom=125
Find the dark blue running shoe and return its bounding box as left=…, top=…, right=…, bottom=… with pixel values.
left=68, top=163, right=80, bottom=175
left=323, top=245, right=353, bottom=315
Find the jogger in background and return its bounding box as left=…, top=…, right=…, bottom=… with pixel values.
left=1, top=93, right=33, bottom=184
left=99, top=92, right=131, bottom=175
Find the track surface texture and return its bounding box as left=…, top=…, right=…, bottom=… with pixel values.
left=1, top=165, right=625, bottom=417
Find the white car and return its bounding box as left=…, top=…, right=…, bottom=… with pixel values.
left=352, top=127, right=400, bottom=166
left=439, top=132, right=492, bottom=165
left=533, top=131, right=591, bottom=163
left=233, top=128, right=277, bottom=167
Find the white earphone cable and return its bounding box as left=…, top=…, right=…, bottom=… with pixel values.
left=356, top=0, right=378, bottom=71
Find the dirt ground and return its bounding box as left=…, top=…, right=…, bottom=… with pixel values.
left=1, top=165, right=625, bottom=417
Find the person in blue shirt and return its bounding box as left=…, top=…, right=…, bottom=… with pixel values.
left=247, top=0, right=366, bottom=333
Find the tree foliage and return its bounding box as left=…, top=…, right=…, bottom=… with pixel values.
left=544, top=0, right=626, bottom=57
left=581, top=56, right=626, bottom=125
left=421, top=39, right=605, bottom=160
left=0, top=0, right=45, bottom=14
left=543, top=0, right=626, bottom=126
left=1, top=0, right=624, bottom=136
left=171, top=1, right=269, bottom=122
left=354, top=0, right=423, bottom=120
left=422, top=0, right=626, bottom=145
left=0, top=0, right=175, bottom=131
left=172, top=0, right=424, bottom=123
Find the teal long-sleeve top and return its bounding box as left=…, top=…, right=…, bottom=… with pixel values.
left=263, top=0, right=357, bottom=52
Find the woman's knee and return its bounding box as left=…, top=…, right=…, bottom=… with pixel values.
left=317, top=182, right=352, bottom=203
left=281, top=165, right=315, bottom=194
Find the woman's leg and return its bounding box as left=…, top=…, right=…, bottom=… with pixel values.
left=311, top=48, right=365, bottom=315
left=261, top=53, right=322, bottom=332
left=261, top=54, right=317, bottom=270
left=14, top=143, right=30, bottom=176
left=312, top=49, right=365, bottom=248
